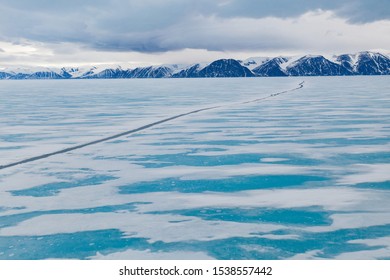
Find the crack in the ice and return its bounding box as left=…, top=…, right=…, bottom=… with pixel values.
left=0, top=81, right=304, bottom=170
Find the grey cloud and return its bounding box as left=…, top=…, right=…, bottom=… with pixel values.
left=0, top=0, right=388, bottom=53
left=337, top=0, right=390, bottom=23
left=1, top=0, right=388, bottom=22
left=215, top=0, right=390, bottom=23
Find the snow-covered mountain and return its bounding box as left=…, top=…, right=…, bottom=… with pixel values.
left=172, top=59, right=255, bottom=78
left=1, top=51, right=389, bottom=79
left=336, top=52, right=390, bottom=75
left=286, top=55, right=353, bottom=76
left=0, top=66, right=65, bottom=79
left=252, top=57, right=288, bottom=76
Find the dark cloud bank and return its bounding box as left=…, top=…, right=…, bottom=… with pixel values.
left=0, top=0, right=388, bottom=54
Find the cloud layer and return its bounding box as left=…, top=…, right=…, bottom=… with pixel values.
left=0, top=0, right=389, bottom=65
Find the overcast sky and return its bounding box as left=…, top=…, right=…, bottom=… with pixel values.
left=0, top=0, right=389, bottom=67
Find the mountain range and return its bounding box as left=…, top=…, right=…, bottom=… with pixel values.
left=1, top=51, right=389, bottom=79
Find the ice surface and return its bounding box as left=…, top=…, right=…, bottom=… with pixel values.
left=0, top=77, right=389, bottom=260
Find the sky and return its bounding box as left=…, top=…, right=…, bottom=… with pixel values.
left=0, top=0, right=389, bottom=67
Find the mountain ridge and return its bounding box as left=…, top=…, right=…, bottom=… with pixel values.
left=1, top=51, right=389, bottom=79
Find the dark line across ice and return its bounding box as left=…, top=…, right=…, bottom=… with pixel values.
left=0, top=81, right=304, bottom=171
